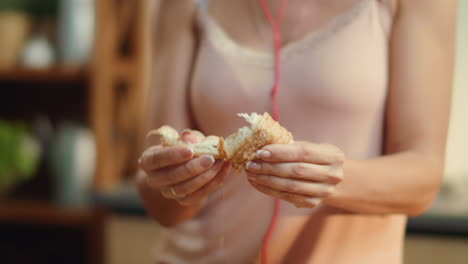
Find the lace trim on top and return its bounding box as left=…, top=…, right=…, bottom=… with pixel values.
left=197, top=0, right=372, bottom=68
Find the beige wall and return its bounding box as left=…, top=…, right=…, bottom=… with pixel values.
left=445, top=1, right=468, bottom=181
left=106, top=215, right=160, bottom=264
left=405, top=235, right=468, bottom=264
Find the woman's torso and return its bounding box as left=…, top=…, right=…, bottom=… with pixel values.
left=154, top=0, right=406, bottom=263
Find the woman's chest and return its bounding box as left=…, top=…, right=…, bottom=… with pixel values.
left=190, top=31, right=388, bottom=136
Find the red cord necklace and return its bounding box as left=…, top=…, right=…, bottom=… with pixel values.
left=257, top=0, right=288, bottom=263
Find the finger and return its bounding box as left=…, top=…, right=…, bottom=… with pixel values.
left=176, top=163, right=232, bottom=206
left=247, top=173, right=334, bottom=198
left=147, top=155, right=215, bottom=188
left=160, top=160, right=223, bottom=198
left=139, top=145, right=194, bottom=171
left=256, top=142, right=345, bottom=165
left=181, top=129, right=205, bottom=144
left=245, top=161, right=343, bottom=184
left=249, top=180, right=322, bottom=208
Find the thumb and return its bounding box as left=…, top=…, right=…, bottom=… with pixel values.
left=181, top=129, right=205, bottom=144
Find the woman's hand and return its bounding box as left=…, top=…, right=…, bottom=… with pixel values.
left=138, top=130, right=231, bottom=206
left=245, top=141, right=344, bottom=208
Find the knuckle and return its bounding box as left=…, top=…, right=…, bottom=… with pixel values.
left=299, top=145, right=312, bottom=161
left=173, top=185, right=188, bottom=198
left=148, top=152, right=163, bottom=169
left=185, top=160, right=202, bottom=176
left=166, top=170, right=180, bottom=184
left=175, top=184, right=189, bottom=197
left=324, top=144, right=345, bottom=164
left=285, top=180, right=300, bottom=194
left=292, top=163, right=309, bottom=178
left=322, top=143, right=337, bottom=151
left=145, top=176, right=161, bottom=189
left=282, top=192, right=296, bottom=202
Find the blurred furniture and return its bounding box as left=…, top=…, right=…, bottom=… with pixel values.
left=0, top=0, right=154, bottom=190
left=0, top=12, right=31, bottom=69
left=91, top=0, right=153, bottom=190
left=0, top=66, right=88, bottom=201
left=0, top=200, right=107, bottom=264
left=405, top=235, right=468, bottom=264
left=0, top=1, right=157, bottom=264
left=0, top=29, right=98, bottom=264
left=106, top=214, right=160, bottom=264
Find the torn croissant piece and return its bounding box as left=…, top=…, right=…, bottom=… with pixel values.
left=192, top=136, right=227, bottom=159
left=147, top=112, right=293, bottom=170
left=146, top=127, right=226, bottom=159
left=226, top=112, right=293, bottom=170
left=147, top=125, right=181, bottom=146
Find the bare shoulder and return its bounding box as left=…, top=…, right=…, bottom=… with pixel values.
left=397, top=0, right=457, bottom=19
left=153, top=0, right=200, bottom=45
left=155, top=0, right=199, bottom=27
left=394, top=0, right=457, bottom=39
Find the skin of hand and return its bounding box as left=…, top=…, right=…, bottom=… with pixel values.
left=245, top=141, right=345, bottom=208
left=139, top=130, right=231, bottom=206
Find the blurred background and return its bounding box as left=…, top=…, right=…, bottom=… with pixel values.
left=0, top=0, right=466, bottom=263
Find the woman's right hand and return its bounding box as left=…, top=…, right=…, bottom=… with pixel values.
left=138, top=131, right=231, bottom=206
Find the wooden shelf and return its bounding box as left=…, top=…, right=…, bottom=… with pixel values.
left=0, top=200, right=106, bottom=227
left=0, top=199, right=107, bottom=264
left=0, top=66, right=88, bottom=83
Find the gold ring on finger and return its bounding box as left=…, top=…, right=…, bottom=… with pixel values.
left=171, top=186, right=177, bottom=197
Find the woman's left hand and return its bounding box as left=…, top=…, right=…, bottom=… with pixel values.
left=245, top=141, right=345, bottom=208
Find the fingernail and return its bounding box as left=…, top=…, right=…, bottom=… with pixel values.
left=246, top=161, right=261, bottom=171
left=256, top=150, right=271, bottom=159
left=200, top=155, right=215, bottom=168
left=326, top=185, right=336, bottom=194
left=306, top=198, right=321, bottom=206
left=182, top=146, right=194, bottom=158
left=181, top=129, right=192, bottom=137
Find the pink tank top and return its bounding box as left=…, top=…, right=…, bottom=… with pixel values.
left=154, top=1, right=398, bottom=263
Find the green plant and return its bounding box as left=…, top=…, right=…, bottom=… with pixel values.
left=0, top=0, right=29, bottom=13
left=0, top=120, right=41, bottom=193
left=0, top=0, right=58, bottom=18
left=27, top=0, right=58, bottom=18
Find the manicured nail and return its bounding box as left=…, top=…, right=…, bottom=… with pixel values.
left=181, top=130, right=190, bottom=137
left=326, top=185, right=336, bottom=194
left=246, top=161, right=261, bottom=171
left=200, top=155, right=215, bottom=168
left=306, top=198, right=321, bottom=206
left=256, top=150, right=271, bottom=159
